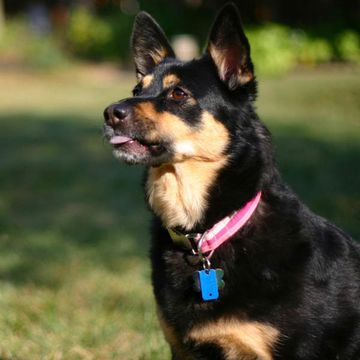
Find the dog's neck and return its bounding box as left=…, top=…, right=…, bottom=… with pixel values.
left=146, top=161, right=271, bottom=233
left=146, top=158, right=227, bottom=231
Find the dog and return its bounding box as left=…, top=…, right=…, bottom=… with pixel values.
left=103, top=3, right=360, bottom=359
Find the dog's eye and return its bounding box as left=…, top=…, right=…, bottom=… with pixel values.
left=169, top=87, right=188, bottom=101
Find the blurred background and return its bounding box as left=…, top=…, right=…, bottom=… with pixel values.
left=0, top=0, right=359, bottom=359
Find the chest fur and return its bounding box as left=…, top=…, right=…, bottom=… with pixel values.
left=146, top=160, right=225, bottom=230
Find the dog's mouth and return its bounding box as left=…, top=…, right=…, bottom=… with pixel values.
left=108, top=133, right=169, bottom=165
left=110, top=135, right=164, bottom=153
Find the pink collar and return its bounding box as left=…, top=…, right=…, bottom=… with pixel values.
left=168, top=191, right=262, bottom=254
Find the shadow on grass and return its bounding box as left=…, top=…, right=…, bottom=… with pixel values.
left=0, top=113, right=150, bottom=287
left=0, top=113, right=358, bottom=287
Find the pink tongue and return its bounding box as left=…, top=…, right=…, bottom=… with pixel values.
left=110, top=135, right=133, bottom=145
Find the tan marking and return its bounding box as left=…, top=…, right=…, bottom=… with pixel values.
left=136, top=47, right=171, bottom=80
left=208, top=44, right=253, bottom=85
left=150, top=47, right=170, bottom=65
left=136, top=105, right=229, bottom=229
left=142, top=74, right=154, bottom=88
left=135, top=101, right=157, bottom=121
left=163, top=74, right=181, bottom=89
left=135, top=104, right=228, bottom=162
left=187, top=318, right=279, bottom=360
left=209, top=44, right=227, bottom=81
left=157, top=307, right=192, bottom=359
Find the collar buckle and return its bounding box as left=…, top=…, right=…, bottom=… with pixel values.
left=167, top=228, right=201, bottom=254
left=185, top=233, right=201, bottom=255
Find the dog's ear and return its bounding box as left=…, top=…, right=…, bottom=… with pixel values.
left=131, top=12, right=175, bottom=80
left=206, top=3, right=254, bottom=90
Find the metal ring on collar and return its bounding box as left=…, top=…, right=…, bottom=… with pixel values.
left=197, top=231, right=215, bottom=261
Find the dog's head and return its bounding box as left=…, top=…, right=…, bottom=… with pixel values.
left=103, top=3, right=260, bottom=168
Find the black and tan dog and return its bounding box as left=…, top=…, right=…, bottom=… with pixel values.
left=103, top=3, right=360, bottom=359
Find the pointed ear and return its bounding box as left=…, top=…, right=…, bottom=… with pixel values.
left=206, top=3, right=254, bottom=90
left=131, top=12, right=175, bottom=80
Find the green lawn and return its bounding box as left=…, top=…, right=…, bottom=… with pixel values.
left=0, top=64, right=359, bottom=359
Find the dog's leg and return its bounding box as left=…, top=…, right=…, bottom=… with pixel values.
left=157, top=307, right=192, bottom=359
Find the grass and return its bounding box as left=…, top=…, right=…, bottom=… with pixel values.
left=0, top=64, right=359, bottom=359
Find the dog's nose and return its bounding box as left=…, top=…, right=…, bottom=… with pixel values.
left=104, top=102, right=131, bottom=127
left=113, top=105, right=128, bottom=121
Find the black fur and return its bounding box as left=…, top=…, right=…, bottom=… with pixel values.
left=103, top=3, right=360, bottom=359
left=132, top=12, right=175, bottom=78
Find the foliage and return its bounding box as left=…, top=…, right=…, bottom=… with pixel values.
left=66, top=8, right=112, bottom=60
left=0, top=19, right=68, bottom=68
left=295, top=33, right=333, bottom=65
left=65, top=8, right=133, bottom=61
left=247, top=24, right=359, bottom=75
left=336, top=30, right=360, bottom=64
left=247, top=24, right=296, bottom=75
left=1, top=9, right=359, bottom=73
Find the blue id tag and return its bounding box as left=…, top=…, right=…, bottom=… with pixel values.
left=193, top=268, right=225, bottom=301
left=198, top=269, right=219, bottom=301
